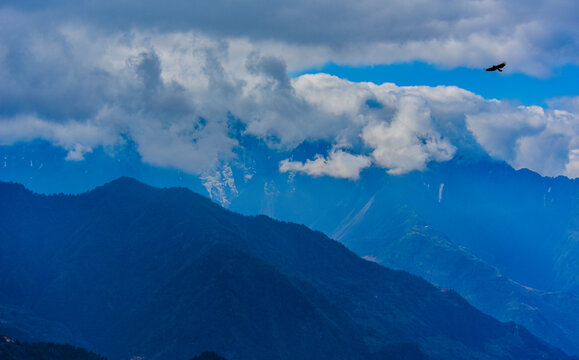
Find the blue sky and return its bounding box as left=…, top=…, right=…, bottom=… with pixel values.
left=1, top=0, right=579, bottom=194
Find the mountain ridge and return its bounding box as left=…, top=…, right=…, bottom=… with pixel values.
left=215, top=154, right=579, bottom=355
left=0, top=177, right=575, bottom=360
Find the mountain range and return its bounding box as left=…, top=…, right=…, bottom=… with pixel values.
left=0, top=177, right=574, bottom=359
left=215, top=146, right=579, bottom=356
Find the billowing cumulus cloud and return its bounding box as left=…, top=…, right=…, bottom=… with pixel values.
left=1, top=19, right=579, bottom=180
left=361, top=96, right=457, bottom=175
left=288, top=74, right=579, bottom=178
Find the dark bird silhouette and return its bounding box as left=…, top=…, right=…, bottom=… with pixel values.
left=486, top=62, right=506, bottom=72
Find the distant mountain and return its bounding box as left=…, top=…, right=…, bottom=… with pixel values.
left=0, top=335, right=106, bottom=360
left=230, top=155, right=579, bottom=294
left=342, top=219, right=579, bottom=357
left=222, top=153, right=579, bottom=356
left=332, top=160, right=579, bottom=357
left=0, top=178, right=574, bottom=360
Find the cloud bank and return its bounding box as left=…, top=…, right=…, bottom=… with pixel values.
left=1, top=16, right=579, bottom=180
left=2, top=0, right=579, bottom=75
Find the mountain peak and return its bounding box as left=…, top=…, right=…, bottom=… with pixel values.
left=86, top=176, right=156, bottom=198
left=106, top=176, right=149, bottom=189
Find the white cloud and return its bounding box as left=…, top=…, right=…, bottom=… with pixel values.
left=1, top=19, right=579, bottom=180
left=288, top=74, right=579, bottom=177
left=280, top=149, right=371, bottom=180
left=565, top=150, right=579, bottom=178
left=0, top=25, right=241, bottom=174
left=130, top=115, right=236, bottom=174
left=64, top=144, right=93, bottom=161
left=0, top=115, right=117, bottom=161
left=3, top=0, right=579, bottom=76
left=466, top=105, right=548, bottom=162
left=467, top=105, right=579, bottom=177
left=361, top=96, right=457, bottom=174
left=548, top=96, right=579, bottom=113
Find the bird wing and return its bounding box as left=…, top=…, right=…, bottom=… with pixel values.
left=485, top=62, right=506, bottom=71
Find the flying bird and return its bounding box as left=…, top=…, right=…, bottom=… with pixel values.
left=486, top=62, right=506, bottom=72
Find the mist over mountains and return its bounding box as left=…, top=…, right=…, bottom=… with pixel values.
left=207, top=141, right=579, bottom=355
left=3, top=134, right=579, bottom=357
left=213, top=144, right=579, bottom=356
left=0, top=177, right=574, bottom=360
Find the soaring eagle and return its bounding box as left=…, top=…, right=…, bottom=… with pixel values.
left=486, top=62, right=506, bottom=72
